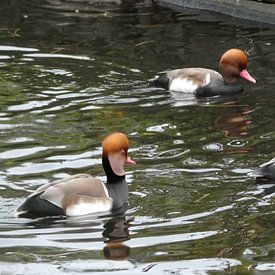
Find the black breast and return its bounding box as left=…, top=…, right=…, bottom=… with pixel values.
left=196, top=82, right=243, bottom=97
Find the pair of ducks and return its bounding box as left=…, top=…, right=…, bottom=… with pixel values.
left=18, top=49, right=274, bottom=217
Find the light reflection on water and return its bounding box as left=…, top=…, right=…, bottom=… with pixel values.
left=0, top=0, right=275, bottom=274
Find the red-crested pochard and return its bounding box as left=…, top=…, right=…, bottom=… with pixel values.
left=17, top=133, right=136, bottom=217
left=152, top=49, right=256, bottom=97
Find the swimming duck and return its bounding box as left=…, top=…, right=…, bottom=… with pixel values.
left=17, top=132, right=136, bottom=217
left=254, top=157, right=275, bottom=183
left=152, top=49, right=256, bottom=97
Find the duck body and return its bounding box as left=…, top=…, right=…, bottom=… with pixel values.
left=17, top=133, right=135, bottom=217
left=17, top=174, right=115, bottom=217
left=153, top=49, right=256, bottom=97
left=154, top=68, right=243, bottom=97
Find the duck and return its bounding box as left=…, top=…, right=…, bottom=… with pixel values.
left=254, top=157, right=275, bottom=183
left=17, top=132, right=136, bottom=217
left=152, top=48, right=256, bottom=97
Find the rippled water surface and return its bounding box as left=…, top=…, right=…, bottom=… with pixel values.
left=0, top=0, right=275, bottom=274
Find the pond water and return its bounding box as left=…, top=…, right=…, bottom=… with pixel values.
left=0, top=0, right=275, bottom=274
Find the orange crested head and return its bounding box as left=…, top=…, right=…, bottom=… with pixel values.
left=220, top=48, right=248, bottom=70
left=219, top=48, right=256, bottom=84
left=102, top=132, right=129, bottom=155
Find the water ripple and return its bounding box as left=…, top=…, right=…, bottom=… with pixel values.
left=46, top=149, right=101, bottom=161
left=0, top=147, right=48, bottom=160
left=0, top=45, right=39, bottom=52
left=132, top=205, right=233, bottom=231
left=126, top=230, right=220, bottom=248
left=6, top=158, right=100, bottom=176
left=0, top=55, right=11, bottom=60
left=24, top=53, right=92, bottom=61
left=0, top=258, right=242, bottom=274
left=0, top=229, right=220, bottom=250
left=8, top=100, right=55, bottom=112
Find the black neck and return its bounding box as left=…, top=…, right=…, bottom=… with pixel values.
left=102, top=155, right=125, bottom=183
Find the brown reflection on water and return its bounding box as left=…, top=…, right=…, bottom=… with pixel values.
left=103, top=216, right=132, bottom=260
left=214, top=101, right=255, bottom=154
left=215, top=101, right=253, bottom=138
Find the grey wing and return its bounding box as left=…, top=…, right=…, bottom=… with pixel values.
left=27, top=174, right=91, bottom=198
left=35, top=174, right=107, bottom=208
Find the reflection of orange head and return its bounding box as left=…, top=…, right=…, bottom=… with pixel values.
left=103, top=242, right=130, bottom=260
left=102, top=133, right=129, bottom=155
left=215, top=104, right=253, bottom=138
left=227, top=147, right=254, bottom=154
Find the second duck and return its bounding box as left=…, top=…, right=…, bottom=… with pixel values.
left=152, top=48, right=256, bottom=97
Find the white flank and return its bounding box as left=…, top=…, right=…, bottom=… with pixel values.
left=65, top=199, right=112, bottom=216
left=169, top=77, right=198, bottom=93
left=204, top=73, right=211, bottom=85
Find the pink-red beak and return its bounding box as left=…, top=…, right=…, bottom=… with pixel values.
left=125, top=156, right=136, bottom=165
left=240, top=69, right=256, bottom=84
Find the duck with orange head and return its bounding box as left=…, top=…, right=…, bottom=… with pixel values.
left=153, top=49, right=256, bottom=97
left=17, top=132, right=136, bottom=217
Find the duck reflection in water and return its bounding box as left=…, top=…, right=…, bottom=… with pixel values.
left=20, top=204, right=132, bottom=260
left=103, top=214, right=132, bottom=260
left=215, top=101, right=254, bottom=153
left=215, top=101, right=253, bottom=138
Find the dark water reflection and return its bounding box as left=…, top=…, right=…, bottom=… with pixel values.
left=0, top=0, right=275, bottom=274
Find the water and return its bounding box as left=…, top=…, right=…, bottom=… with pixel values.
left=0, top=0, right=275, bottom=274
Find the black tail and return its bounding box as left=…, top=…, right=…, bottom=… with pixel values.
left=17, top=195, right=64, bottom=217
left=150, top=73, right=169, bottom=89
